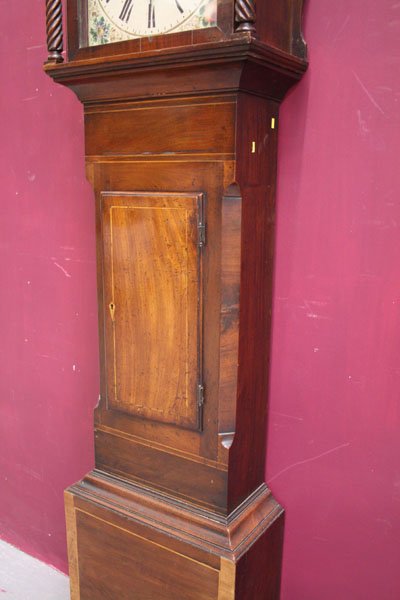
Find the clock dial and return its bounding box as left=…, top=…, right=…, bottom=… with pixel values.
left=88, top=0, right=217, bottom=45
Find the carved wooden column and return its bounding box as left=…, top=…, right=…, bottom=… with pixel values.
left=235, top=0, right=256, bottom=33
left=45, top=0, right=64, bottom=64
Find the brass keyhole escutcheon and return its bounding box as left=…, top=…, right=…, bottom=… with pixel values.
left=109, top=302, right=116, bottom=322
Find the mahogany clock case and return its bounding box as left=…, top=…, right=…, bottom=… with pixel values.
left=43, top=0, right=308, bottom=598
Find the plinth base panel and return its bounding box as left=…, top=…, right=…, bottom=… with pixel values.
left=65, top=470, right=284, bottom=599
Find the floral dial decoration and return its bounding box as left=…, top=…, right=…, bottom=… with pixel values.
left=90, top=15, right=111, bottom=45
left=88, top=0, right=217, bottom=46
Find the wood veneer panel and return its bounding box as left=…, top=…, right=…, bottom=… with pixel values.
left=72, top=488, right=222, bottom=569
left=85, top=101, right=235, bottom=156
left=76, top=510, right=219, bottom=600
left=95, top=429, right=228, bottom=512
left=102, top=192, right=203, bottom=430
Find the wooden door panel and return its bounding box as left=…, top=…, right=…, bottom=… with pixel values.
left=102, top=192, right=204, bottom=431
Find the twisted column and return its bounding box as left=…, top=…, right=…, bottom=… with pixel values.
left=45, top=0, right=64, bottom=63
left=235, top=0, right=256, bottom=33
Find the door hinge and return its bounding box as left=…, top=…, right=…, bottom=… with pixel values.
left=197, top=193, right=206, bottom=247
left=197, top=383, right=204, bottom=406
left=197, top=383, right=205, bottom=429
left=198, top=222, right=206, bottom=247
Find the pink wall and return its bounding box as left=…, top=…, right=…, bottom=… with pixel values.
left=0, top=0, right=97, bottom=572
left=1, top=0, right=399, bottom=597
left=267, top=1, right=400, bottom=599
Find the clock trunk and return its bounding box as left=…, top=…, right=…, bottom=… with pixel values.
left=44, top=1, right=308, bottom=597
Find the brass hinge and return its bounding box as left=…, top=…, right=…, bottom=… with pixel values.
left=197, top=383, right=204, bottom=406
left=197, top=383, right=205, bottom=429
left=197, top=193, right=206, bottom=247
left=198, top=222, right=206, bottom=247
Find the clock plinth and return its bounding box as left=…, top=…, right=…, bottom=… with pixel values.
left=44, top=2, right=307, bottom=597
left=65, top=473, right=283, bottom=599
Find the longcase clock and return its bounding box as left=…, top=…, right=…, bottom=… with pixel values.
left=44, top=0, right=307, bottom=597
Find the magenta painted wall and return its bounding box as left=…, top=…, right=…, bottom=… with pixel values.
left=0, top=0, right=98, bottom=572
left=1, top=0, right=399, bottom=597
left=267, top=1, right=400, bottom=599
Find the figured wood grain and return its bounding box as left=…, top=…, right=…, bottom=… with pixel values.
left=72, top=486, right=222, bottom=570
left=76, top=510, right=219, bottom=600
left=92, top=159, right=229, bottom=473
left=95, top=423, right=226, bottom=470
left=102, top=192, right=202, bottom=430
left=85, top=100, right=235, bottom=157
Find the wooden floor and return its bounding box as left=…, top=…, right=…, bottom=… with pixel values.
left=0, top=539, right=70, bottom=599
